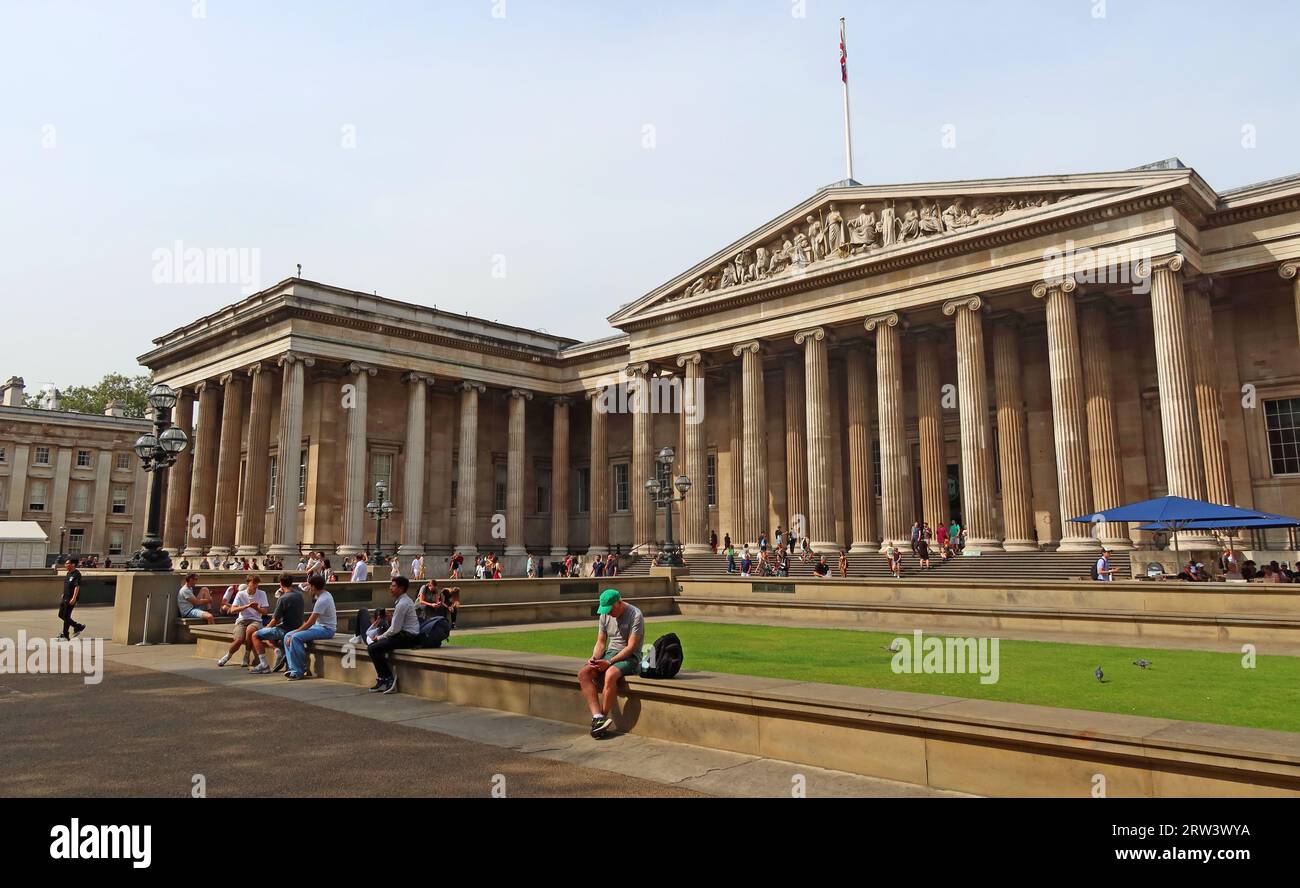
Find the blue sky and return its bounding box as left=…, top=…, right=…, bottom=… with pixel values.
left=3, top=0, right=1297, bottom=385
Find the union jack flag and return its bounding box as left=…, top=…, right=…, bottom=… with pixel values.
left=839, top=20, right=848, bottom=83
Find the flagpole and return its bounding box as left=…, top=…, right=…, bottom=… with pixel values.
left=840, top=17, right=855, bottom=182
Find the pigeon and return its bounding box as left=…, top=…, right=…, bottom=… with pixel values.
left=883, top=642, right=903, bottom=653
left=1094, top=666, right=1104, bottom=682
left=1133, top=659, right=1152, bottom=669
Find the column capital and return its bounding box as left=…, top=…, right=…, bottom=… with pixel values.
left=509, top=388, right=533, bottom=401
left=246, top=361, right=271, bottom=378
left=401, top=371, right=435, bottom=385
left=1280, top=260, right=1299, bottom=281
left=625, top=361, right=651, bottom=378
left=731, top=340, right=762, bottom=357
left=345, top=362, right=378, bottom=377
left=192, top=379, right=215, bottom=395
left=675, top=351, right=703, bottom=368
left=217, top=371, right=243, bottom=386
left=1139, top=252, right=1186, bottom=278
left=863, top=312, right=901, bottom=332
left=1031, top=277, right=1078, bottom=299
left=941, top=295, right=987, bottom=316
left=457, top=380, right=486, bottom=394
left=551, top=395, right=572, bottom=407
left=793, top=326, right=831, bottom=346
left=278, top=352, right=316, bottom=369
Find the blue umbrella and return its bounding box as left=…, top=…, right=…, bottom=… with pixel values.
left=1069, top=496, right=1270, bottom=552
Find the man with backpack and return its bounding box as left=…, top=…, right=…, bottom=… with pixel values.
left=368, top=575, right=420, bottom=695
left=577, top=589, right=643, bottom=738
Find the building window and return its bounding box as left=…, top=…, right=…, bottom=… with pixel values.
left=34, top=446, right=51, bottom=466
left=575, top=467, right=591, bottom=514
left=0, top=446, right=6, bottom=463
left=28, top=479, right=48, bottom=512
left=298, top=449, right=308, bottom=507
left=613, top=463, right=630, bottom=512
left=76, top=449, right=92, bottom=468
left=71, top=482, right=90, bottom=514
left=493, top=463, right=507, bottom=513
left=450, top=455, right=459, bottom=506
left=116, top=452, right=130, bottom=471
left=872, top=439, right=882, bottom=497
left=370, top=452, right=393, bottom=500
left=109, top=530, right=124, bottom=556
left=535, top=466, right=551, bottom=515
left=706, top=452, right=717, bottom=507
left=67, top=529, right=85, bottom=555
left=268, top=455, right=278, bottom=509
left=1265, top=397, right=1300, bottom=475
left=111, top=486, right=129, bottom=514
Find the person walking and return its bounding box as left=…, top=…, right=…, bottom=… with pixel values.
left=726, top=542, right=737, bottom=575
left=57, top=558, right=86, bottom=641
left=838, top=549, right=848, bottom=578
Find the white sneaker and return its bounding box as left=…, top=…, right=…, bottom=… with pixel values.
left=216, top=654, right=230, bottom=667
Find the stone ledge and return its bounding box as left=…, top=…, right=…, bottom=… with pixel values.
left=188, top=625, right=1300, bottom=797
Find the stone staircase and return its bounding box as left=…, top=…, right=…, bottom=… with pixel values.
left=616, top=547, right=1128, bottom=582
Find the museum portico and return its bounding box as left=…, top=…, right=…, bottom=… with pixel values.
left=139, top=160, right=1300, bottom=561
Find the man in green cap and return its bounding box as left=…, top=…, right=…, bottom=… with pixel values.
left=577, top=588, right=644, bottom=737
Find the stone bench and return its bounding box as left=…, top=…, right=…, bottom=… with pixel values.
left=187, top=623, right=1300, bottom=797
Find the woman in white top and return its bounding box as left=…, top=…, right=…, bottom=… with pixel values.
left=389, top=556, right=401, bottom=579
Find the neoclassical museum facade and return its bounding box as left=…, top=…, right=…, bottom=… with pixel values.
left=140, top=160, right=1300, bottom=561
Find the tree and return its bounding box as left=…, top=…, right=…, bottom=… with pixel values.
left=25, top=372, right=155, bottom=418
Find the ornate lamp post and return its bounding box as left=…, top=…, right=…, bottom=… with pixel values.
left=128, top=384, right=189, bottom=571
left=645, top=445, right=692, bottom=567
left=366, top=480, right=394, bottom=566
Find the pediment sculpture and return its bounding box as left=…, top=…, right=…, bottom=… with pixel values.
left=669, top=192, right=1071, bottom=302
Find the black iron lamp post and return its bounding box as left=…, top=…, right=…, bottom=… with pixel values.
left=644, top=445, right=692, bottom=567
left=366, top=480, right=394, bottom=566
left=128, top=384, right=189, bottom=571
left=58, top=526, right=67, bottom=563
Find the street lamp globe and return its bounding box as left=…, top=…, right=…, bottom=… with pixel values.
left=645, top=478, right=660, bottom=497
left=366, top=499, right=378, bottom=512
left=133, top=433, right=158, bottom=460
left=146, top=383, right=178, bottom=412
left=382, top=499, right=394, bottom=512
left=674, top=474, right=692, bottom=496
left=159, top=426, right=189, bottom=454
left=657, top=445, right=675, bottom=465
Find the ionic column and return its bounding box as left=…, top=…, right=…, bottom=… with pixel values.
left=913, top=332, right=949, bottom=535
left=628, top=364, right=655, bottom=551
left=1031, top=279, right=1096, bottom=551
left=1078, top=301, right=1132, bottom=547
left=676, top=353, right=709, bottom=555
left=505, top=388, right=531, bottom=557
left=1186, top=279, right=1233, bottom=505
left=550, top=396, right=572, bottom=556
left=236, top=363, right=276, bottom=555
left=183, top=381, right=222, bottom=556
left=782, top=355, right=808, bottom=536
left=208, top=373, right=245, bottom=557
left=991, top=317, right=1038, bottom=550
left=1281, top=261, right=1300, bottom=349
left=337, top=363, right=376, bottom=556
left=866, top=313, right=912, bottom=548
left=795, top=328, right=835, bottom=550
left=162, top=388, right=194, bottom=554
left=844, top=345, right=879, bottom=551
left=943, top=296, right=1001, bottom=549
left=732, top=341, right=768, bottom=544
left=399, top=372, right=434, bottom=556
left=586, top=390, right=609, bottom=555
left=268, top=353, right=313, bottom=557
left=454, top=381, right=485, bottom=555
left=1147, top=254, right=1205, bottom=500
left=728, top=365, right=746, bottom=544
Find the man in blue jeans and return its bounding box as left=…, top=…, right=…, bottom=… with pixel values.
left=250, top=574, right=304, bottom=674
left=283, top=574, right=336, bottom=680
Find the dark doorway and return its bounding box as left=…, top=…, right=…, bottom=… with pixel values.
left=946, top=464, right=962, bottom=528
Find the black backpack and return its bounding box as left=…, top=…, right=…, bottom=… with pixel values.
left=1090, top=560, right=1100, bottom=580
left=640, top=632, right=684, bottom=679
left=417, top=616, right=451, bottom=648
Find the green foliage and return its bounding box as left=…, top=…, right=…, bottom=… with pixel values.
left=24, top=373, right=154, bottom=418
left=460, top=621, right=1300, bottom=733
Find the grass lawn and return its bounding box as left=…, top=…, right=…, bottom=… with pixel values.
left=456, top=621, right=1300, bottom=733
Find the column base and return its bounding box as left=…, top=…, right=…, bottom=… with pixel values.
left=397, top=545, right=425, bottom=557
left=549, top=546, right=570, bottom=557
left=455, top=544, right=476, bottom=556
left=1055, top=536, right=1101, bottom=553
left=504, top=545, right=526, bottom=557
left=234, top=545, right=263, bottom=557
left=1172, top=532, right=1221, bottom=550
left=966, top=538, right=1004, bottom=551
left=1001, top=539, right=1041, bottom=552
left=206, top=547, right=233, bottom=559
left=810, top=539, right=838, bottom=553
left=336, top=544, right=365, bottom=557
left=1100, top=536, right=1135, bottom=551
left=181, top=547, right=205, bottom=558
left=586, top=547, right=608, bottom=557
left=683, top=544, right=711, bottom=556
left=266, top=544, right=300, bottom=557
left=849, top=542, right=880, bottom=554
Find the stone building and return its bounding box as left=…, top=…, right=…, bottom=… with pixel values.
left=0, top=377, right=152, bottom=562
left=139, top=161, right=1300, bottom=562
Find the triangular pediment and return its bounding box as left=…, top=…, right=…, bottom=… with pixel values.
left=608, top=166, right=1212, bottom=326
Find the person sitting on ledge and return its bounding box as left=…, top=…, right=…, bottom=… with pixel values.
left=217, top=576, right=268, bottom=668
left=177, top=573, right=215, bottom=624
left=368, top=576, right=420, bottom=695
left=578, top=589, right=643, bottom=738
left=282, top=574, right=337, bottom=681
left=250, top=574, right=304, bottom=674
